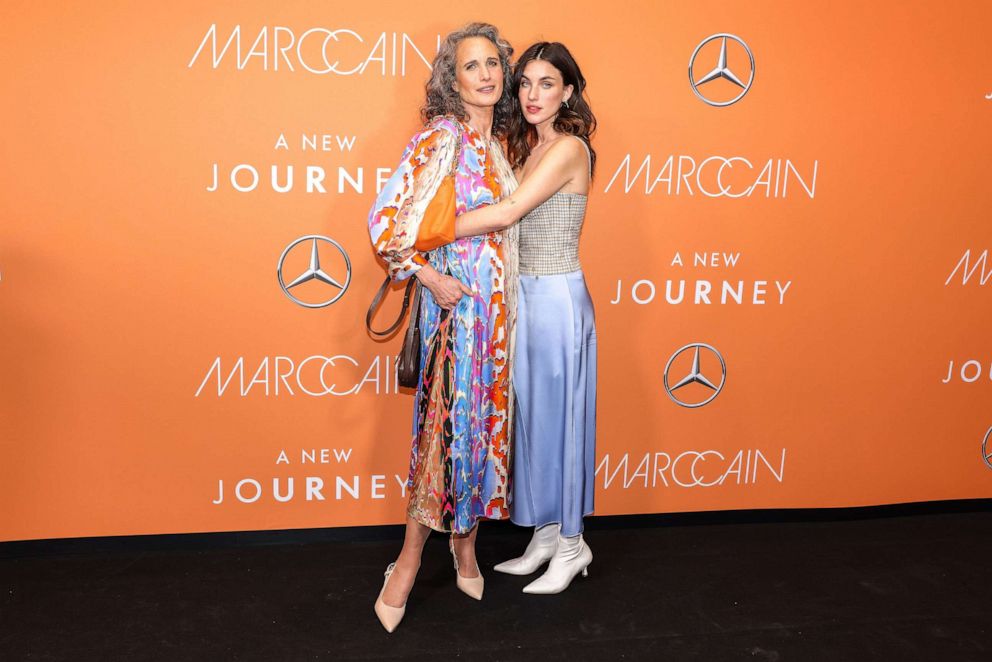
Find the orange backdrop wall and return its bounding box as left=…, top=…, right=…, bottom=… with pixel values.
left=2, top=1, right=990, bottom=542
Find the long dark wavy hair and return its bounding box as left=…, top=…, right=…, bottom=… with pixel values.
left=507, top=42, right=597, bottom=177
left=420, top=23, right=515, bottom=137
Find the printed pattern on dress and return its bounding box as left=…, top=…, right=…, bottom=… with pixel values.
left=368, top=116, right=518, bottom=533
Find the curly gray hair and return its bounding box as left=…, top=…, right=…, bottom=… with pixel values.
left=421, top=23, right=515, bottom=137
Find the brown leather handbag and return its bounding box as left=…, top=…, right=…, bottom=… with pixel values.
left=366, top=275, right=422, bottom=388
left=414, top=123, right=462, bottom=252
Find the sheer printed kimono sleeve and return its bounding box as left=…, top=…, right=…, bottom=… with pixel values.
left=368, top=121, right=459, bottom=281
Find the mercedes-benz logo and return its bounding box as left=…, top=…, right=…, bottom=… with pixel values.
left=277, top=235, right=351, bottom=308
left=663, top=343, right=727, bottom=408
left=983, top=426, right=992, bottom=470
left=689, top=33, right=755, bottom=107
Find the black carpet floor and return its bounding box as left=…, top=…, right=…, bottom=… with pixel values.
left=1, top=504, right=990, bottom=661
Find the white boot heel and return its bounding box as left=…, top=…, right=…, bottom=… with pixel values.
left=522, top=536, right=592, bottom=595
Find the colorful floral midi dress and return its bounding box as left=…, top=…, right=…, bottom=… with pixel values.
left=368, top=116, right=518, bottom=534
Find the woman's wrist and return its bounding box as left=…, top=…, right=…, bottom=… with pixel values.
left=416, top=264, right=440, bottom=286
left=498, top=198, right=518, bottom=228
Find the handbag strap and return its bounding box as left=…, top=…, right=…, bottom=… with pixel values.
left=401, top=281, right=423, bottom=344
left=366, top=275, right=418, bottom=337
left=366, top=120, right=462, bottom=339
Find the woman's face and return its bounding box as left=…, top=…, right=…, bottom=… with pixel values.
left=453, top=37, right=503, bottom=110
left=518, top=58, right=574, bottom=126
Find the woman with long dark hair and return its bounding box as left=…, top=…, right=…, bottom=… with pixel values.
left=455, top=41, right=597, bottom=594
left=367, top=23, right=518, bottom=631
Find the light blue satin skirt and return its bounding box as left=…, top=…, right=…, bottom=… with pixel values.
left=511, top=270, right=597, bottom=537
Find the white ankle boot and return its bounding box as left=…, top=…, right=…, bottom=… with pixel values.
left=493, top=524, right=558, bottom=576
left=522, top=534, right=592, bottom=594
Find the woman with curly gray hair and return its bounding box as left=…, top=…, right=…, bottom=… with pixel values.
left=368, top=22, right=518, bottom=632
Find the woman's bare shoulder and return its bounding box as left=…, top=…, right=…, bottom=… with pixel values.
left=546, top=134, right=587, bottom=164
